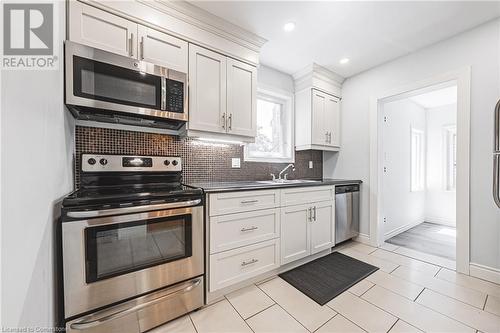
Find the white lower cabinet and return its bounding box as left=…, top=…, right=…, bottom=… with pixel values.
left=280, top=204, right=311, bottom=265
left=281, top=200, right=335, bottom=265
left=207, top=186, right=336, bottom=294
left=209, top=239, right=280, bottom=292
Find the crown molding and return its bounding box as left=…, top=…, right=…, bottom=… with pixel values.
left=143, top=0, right=267, bottom=52
left=293, top=63, right=345, bottom=97
left=293, top=63, right=345, bottom=87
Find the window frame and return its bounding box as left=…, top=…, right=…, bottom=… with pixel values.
left=410, top=127, right=425, bottom=192
left=244, top=87, right=295, bottom=163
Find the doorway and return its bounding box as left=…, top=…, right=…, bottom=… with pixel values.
left=369, top=68, right=471, bottom=274
left=382, top=84, right=457, bottom=261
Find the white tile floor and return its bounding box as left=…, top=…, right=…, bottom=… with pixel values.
left=153, top=241, right=500, bottom=333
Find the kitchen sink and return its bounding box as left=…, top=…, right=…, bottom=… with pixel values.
left=256, top=179, right=321, bottom=185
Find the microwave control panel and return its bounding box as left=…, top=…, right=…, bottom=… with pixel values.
left=166, top=80, right=184, bottom=113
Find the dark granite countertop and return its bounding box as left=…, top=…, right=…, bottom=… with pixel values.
left=186, top=179, right=362, bottom=193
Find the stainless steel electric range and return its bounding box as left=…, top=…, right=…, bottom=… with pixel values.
left=61, top=154, right=204, bottom=333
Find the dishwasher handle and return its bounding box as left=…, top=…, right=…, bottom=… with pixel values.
left=335, top=184, right=360, bottom=194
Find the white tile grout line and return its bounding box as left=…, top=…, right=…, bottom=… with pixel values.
left=358, top=282, right=377, bottom=297
left=188, top=314, right=199, bottom=333
left=223, top=294, right=256, bottom=333
left=413, top=287, right=426, bottom=302
left=386, top=318, right=400, bottom=333
left=434, top=266, right=443, bottom=277
left=483, top=294, right=488, bottom=310
left=255, top=280, right=317, bottom=332
left=312, top=313, right=368, bottom=333
left=361, top=284, right=479, bottom=332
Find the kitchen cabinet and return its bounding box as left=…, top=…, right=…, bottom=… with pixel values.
left=188, top=45, right=227, bottom=134
left=207, top=186, right=336, bottom=298
left=187, top=45, right=257, bottom=141
left=137, top=26, right=188, bottom=72
left=69, top=1, right=137, bottom=57
left=226, top=58, right=257, bottom=137
left=70, top=2, right=188, bottom=72
left=280, top=204, right=311, bottom=265
left=295, top=88, right=341, bottom=151
left=280, top=200, right=335, bottom=264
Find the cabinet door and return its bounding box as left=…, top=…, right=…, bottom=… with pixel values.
left=310, top=201, right=335, bottom=254
left=280, top=204, right=310, bottom=265
left=311, top=90, right=328, bottom=145
left=325, top=96, right=340, bottom=147
left=137, top=26, right=188, bottom=72
left=226, top=58, right=257, bottom=137
left=69, top=2, right=137, bottom=57
left=188, top=45, right=227, bottom=134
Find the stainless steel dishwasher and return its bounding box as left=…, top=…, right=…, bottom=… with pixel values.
left=335, top=184, right=360, bottom=244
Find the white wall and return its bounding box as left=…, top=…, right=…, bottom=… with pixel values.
left=426, top=104, right=457, bottom=226
left=0, top=3, right=74, bottom=328
left=324, top=18, right=500, bottom=269
left=258, top=64, right=294, bottom=93
left=382, top=99, right=426, bottom=238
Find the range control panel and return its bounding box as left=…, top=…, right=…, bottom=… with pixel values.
left=82, top=154, right=182, bottom=172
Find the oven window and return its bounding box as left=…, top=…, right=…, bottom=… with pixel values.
left=73, top=56, right=162, bottom=110
left=85, top=215, right=192, bottom=283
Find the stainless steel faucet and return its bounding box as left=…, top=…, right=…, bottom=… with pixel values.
left=278, top=163, right=295, bottom=181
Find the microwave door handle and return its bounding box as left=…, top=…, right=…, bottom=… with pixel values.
left=69, top=278, right=202, bottom=330
left=161, top=77, right=167, bottom=110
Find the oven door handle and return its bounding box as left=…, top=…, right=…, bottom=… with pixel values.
left=67, top=199, right=201, bottom=218
left=69, top=278, right=202, bottom=330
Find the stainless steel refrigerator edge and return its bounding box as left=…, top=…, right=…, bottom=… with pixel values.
left=494, top=99, right=500, bottom=208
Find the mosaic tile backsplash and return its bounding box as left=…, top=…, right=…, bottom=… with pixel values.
left=74, top=126, right=323, bottom=187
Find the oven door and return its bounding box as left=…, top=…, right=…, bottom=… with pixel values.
left=65, top=41, right=187, bottom=122
left=62, top=203, right=203, bottom=319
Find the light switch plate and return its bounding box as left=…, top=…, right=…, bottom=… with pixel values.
left=309, top=161, right=313, bottom=169
left=232, top=158, right=241, bottom=168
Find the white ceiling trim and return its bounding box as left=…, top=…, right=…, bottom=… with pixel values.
left=149, top=0, right=268, bottom=52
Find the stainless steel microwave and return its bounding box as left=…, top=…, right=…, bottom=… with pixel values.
left=64, top=41, right=188, bottom=130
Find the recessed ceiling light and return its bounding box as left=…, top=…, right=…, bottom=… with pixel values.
left=339, top=58, right=350, bottom=64
left=283, top=22, right=295, bottom=32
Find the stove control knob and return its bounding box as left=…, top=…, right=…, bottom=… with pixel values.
left=172, top=160, right=178, bottom=166
left=100, top=158, right=108, bottom=166
left=164, top=159, right=170, bottom=166
left=87, top=158, right=96, bottom=165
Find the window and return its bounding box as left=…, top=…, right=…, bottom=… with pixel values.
left=410, top=128, right=425, bottom=191
left=244, top=88, right=294, bottom=163
left=445, top=126, right=457, bottom=191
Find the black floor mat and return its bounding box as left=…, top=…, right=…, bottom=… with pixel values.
left=278, top=252, right=379, bottom=305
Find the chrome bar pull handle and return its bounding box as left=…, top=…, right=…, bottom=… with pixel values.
left=241, top=226, right=258, bottom=232
left=241, top=199, right=258, bottom=204
left=313, top=206, right=317, bottom=221
left=494, top=154, right=500, bottom=209
left=128, top=33, right=134, bottom=57
left=307, top=207, right=312, bottom=222
left=241, top=258, right=258, bottom=266
left=140, top=36, right=145, bottom=60
left=228, top=114, right=233, bottom=131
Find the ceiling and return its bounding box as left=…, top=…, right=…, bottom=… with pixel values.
left=410, top=86, right=457, bottom=109
left=190, top=1, right=500, bottom=78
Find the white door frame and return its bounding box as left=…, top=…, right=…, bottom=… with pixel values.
left=369, top=67, right=471, bottom=274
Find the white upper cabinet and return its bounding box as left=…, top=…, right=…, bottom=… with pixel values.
left=296, top=88, right=341, bottom=151
left=294, top=63, right=343, bottom=151
left=70, top=2, right=188, bottom=71
left=188, top=44, right=227, bottom=134
left=226, top=58, right=257, bottom=137
left=69, top=2, right=137, bottom=57
left=187, top=44, right=257, bottom=141
left=137, top=26, right=188, bottom=72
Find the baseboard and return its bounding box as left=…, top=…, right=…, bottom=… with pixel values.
left=425, top=216, right=456, bottom=227
left=354, top=233, right=371, bottom=245
left=384, top=220, right=423, bottom=240
left=469, top=263, right=500, bottom=284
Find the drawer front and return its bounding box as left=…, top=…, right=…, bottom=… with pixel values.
left=281, top=186, right=334, bottom=206
left=209, top=190, right=280, bottom=216
left=210, top=209, right=280, bottom=254
left=209, top=239, right=280, bottom=291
